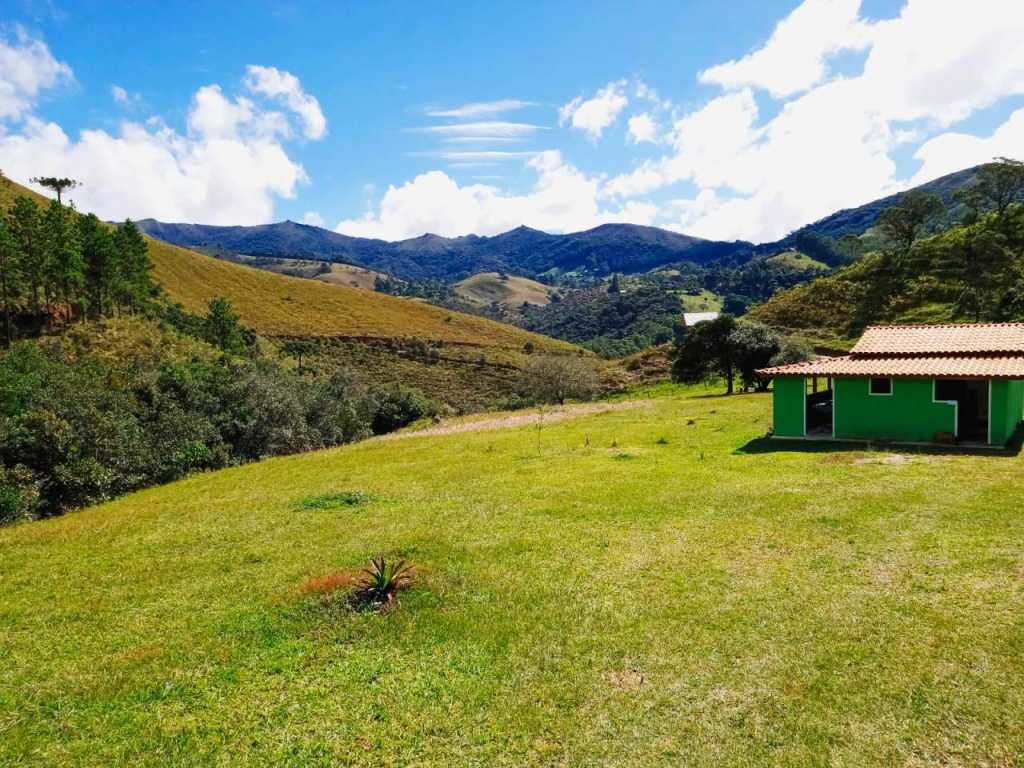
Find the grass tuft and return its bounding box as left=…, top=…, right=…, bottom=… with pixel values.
left=295, top=490, right=375, bottom=510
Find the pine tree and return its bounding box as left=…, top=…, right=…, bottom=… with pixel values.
left=203, top=297, right=246, bottom=354
left=79, top=213, right=118, bottom=318
left=42, top=201, right=84, bottom=324
left=0, top=221, right=23, bottom=346
left=113, top=220, right=152, bottom=312
left=6, top=197, right=43, bottom=315
left=30, top=177, right=80, bottom=205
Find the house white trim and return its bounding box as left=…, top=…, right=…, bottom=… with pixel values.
left=932, top=379, right=959, bottom=438
left=868, top=377, right=894, bottom=396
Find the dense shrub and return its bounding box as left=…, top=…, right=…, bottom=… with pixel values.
left=369, top=385, right=439, bottom=434
left=0, top=319, right=434, bottom=522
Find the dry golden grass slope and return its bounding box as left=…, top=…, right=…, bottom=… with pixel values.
left=0, top=178, right=571, bottom=351
left=454, top=272, right=552, bottom=307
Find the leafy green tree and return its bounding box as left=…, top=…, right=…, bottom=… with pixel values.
left=203, top=297, right=246, bottom=354
left=7, top=197, right=43, bottom=315
left=281, top=338, right=316, bottom=372
left=769, top=336, right=813, bottom=367
left=729, top=321, right=781, bottom=392
left=0, top=222, right=23, bottom=346
left=923, top=223, right=1014, bottom=321
left=877, top=191, right=945, bottom=266
left=671, top=314, right=737, bottom=394
left=30, top=176, right=80, bottom=205
left=957, top=158, right=1024, bottom=220
left=517, top=354, right=600, bottom=405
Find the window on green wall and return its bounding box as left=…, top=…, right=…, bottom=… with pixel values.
left=869, top=377, right=893, bottom=395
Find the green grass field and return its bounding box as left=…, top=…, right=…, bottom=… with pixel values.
left=765, top=250, right=830, bottom=272
left=680, top=289, right=723, bottom=313
left=3, top=385, right=1024, bottom=766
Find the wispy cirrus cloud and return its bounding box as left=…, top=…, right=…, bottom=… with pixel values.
left=408, top=150, right=539, bottom=162
left=409, top=121, right=544, bottom=138
left=426, top=99, right=535, bottom=118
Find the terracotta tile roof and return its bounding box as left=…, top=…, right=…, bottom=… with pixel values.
left=758, top=355, right=1024, bottom=379
left=851, top=323, right=1024, bottom=356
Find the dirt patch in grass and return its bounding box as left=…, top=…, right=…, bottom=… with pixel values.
left=605, top=657, right=645, bottom=692
left=297, top=570, right=360, bottom=597
left=383, top=399, right=650, bottom=440
left=854, top=454, right=912, bottom=466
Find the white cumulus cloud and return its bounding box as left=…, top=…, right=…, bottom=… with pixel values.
left=605, top=0, right=1024, bottom=242
left=0, top=38, right=326, bottom=225
left=0, top=27, right=71, bottom=122
left=335, top=151, right=656, bottom=240
left=699, top=0, right=874, bottom=98
left=626, top=113, right=659, bottom=144
left=302, top=211, right=326, bottom=227
left=559, top=80, right=628, bottom=141
left=911, top=108, right=1024, bottom=185
left=244, top=64, right=326, bottom=139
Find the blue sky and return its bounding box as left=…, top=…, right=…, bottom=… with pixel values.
left=2, top=0, right=1023, bottom=242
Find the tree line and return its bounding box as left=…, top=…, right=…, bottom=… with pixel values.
left=0, top=187, right=152, bottom=345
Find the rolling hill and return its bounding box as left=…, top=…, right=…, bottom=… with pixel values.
left=0, top=177, right=568, bottom=352
left=135, top=164, right=990, bottom=282
left=750, top=202, right=1024, bottom=345
left=0, top=176, right=586, bottom=411
left=3, top=385, right=1024, bottom=765
left=454, top=272, right=552, bottom=307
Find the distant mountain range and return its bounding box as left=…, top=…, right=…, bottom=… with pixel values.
left=136, top=165, right=983, bottom=282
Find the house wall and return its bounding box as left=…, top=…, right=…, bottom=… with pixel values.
left=990, top=379, right=1024, bottom=446
left=772, top=377, right=805, bottom=437
left=833, top=377, right=955, bottom=443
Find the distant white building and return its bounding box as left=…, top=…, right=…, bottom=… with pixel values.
left=682, top=311, right=719, bottom=327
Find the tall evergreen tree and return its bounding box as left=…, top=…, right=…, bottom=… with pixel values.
left=6, top=197, right=43, bottom=315
left=113, top=220, right=152, bottom=312
left=0, top=221, right=23, bottom=346
left=203, top=297, right=246, bottom=354
left=79, top=213, right=118, bottom=318
left=42, top=201, right=84, bottom=323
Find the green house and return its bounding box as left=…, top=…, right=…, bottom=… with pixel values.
left=758, top=324, right=1024, bottom=447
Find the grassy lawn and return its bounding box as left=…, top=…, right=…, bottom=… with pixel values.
left=680, top=290, right=723, bottom=313
left=3, top=385, right=1024, bottom=765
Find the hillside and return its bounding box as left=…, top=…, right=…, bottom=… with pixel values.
left=0, top=177, right=568, bottom=353
left=3, top=385, right=1024, bottom=765
left=774, top=165, right=981, bottom=247
left=202, top=252, right=386, bottom=290
left=135, top=165, right=988, bottom=282
left=751, top=204, right=1024, bottom=344
left=454, top=271, right=552, bottom=307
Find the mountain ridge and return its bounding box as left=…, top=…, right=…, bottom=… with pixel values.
left=135, top=164, right=986, bottom=283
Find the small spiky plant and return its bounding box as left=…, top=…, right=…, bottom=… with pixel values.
left=354, top=557, right=413, bottom=608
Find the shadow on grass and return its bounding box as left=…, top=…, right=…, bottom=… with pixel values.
left=736, top=428, right=1024, bottom=458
